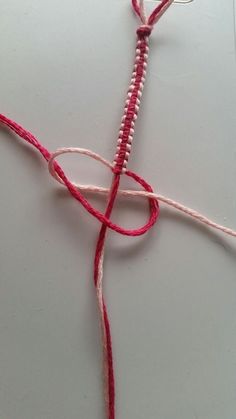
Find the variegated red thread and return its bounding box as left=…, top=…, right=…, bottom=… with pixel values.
left=0, top=2, right=235, bottom=419
left=93, top=3, right=174, bottom=417
left=113, top=36, right=149, bottom=173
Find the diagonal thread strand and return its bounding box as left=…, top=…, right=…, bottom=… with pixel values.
left=0, top=2, right=234, bottom=419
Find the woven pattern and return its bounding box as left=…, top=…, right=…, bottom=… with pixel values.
left=0, top=2, right=235, bottom=419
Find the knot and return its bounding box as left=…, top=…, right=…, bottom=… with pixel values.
left=47, top=147, right=236, bottom=240
left=0, top=113, right=235, bottom=240
left=48, top=147, right=159, bottom=237
left=137, top=25, right=153, bottom=38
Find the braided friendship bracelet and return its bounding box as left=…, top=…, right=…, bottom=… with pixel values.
left=0, top=1, right=236, bottom=418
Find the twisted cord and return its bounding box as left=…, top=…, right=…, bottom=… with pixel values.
left=0, top=2, right=233, bottom=419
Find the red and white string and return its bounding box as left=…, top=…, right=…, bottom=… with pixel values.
left=48, top=147, right=236, bottom=238
left=0, top=1, right=235, bottom=419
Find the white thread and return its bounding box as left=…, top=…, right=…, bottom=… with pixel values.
left=48, top=147, right=236, bottom=239
left=113, top=36, right=149, bottom=170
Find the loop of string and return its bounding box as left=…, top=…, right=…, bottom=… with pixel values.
left=48, top=147, right=236, bottom=239
left=1, top=109, right=235, bottom=419
left=1, top=117, right=232, bottom=241
left=0, top=2, right=235, bottom=419
left=132, top=0, right=175, bottom=26
left=0, top=114, right=158, bottom=237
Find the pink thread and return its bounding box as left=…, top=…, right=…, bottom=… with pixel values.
left=0, top=114, right=158, bottom=237
left=0, top=1, right=235, bottom=419
left=113, top=35, right=149, bottom=173
left=132, top=0, right=174, bottom=25
left=49, top=147, right=236, bottom=238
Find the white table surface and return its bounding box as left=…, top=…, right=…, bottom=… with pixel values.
left=1, top=1, right=236, bottom=418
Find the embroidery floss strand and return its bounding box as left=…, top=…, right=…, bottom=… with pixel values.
left=0, top=2, right=235, bottom=419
